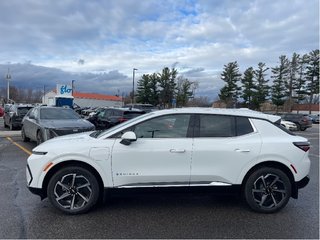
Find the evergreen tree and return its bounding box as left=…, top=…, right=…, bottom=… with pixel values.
left=271, top=55, right=290, bottom=112
left=136, top=73, right=159, bottom=105
left=293, top=54, right=308, bottom=109
left=305, top=49, right=320, bottom=113
left=158, top=67, right=177, bottom=108
left=219, top=61, right=241, bottom=107
left=252, top=62, right=269, bottom=110
left=176, top=76, right=194, bottom=107
left=287, top=53, right=300, bottom=111
left=241, top=67, right=255, bottom=109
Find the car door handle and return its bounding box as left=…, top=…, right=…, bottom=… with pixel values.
left=235, top=149, right=251, bottom=153
left=170, top=149, right=186, bottom=153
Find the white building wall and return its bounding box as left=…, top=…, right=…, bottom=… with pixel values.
left=43, top=91, right=123, bottom=108
left=74, top=98, right=122, bottom=108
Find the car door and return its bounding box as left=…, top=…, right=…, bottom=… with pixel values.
left=190, top=115, right=262, bottom=185
left=110, top=114, right=194, bottom=188
left=23, top=108, right=39, bottom=141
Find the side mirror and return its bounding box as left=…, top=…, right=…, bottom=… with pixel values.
left=120, top=131, right=137, bottom=146
left=29, top=115, right=35, bottom=120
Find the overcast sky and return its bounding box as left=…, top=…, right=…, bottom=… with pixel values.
left=0, top=0, right=319, bottom=99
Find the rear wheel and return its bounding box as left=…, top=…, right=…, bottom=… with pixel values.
left=47, top=166, right=100, bottom=214
left=244, top=167, right=291, bottom=213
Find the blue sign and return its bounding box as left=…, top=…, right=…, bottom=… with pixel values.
left=57, top=84, right=72, bottom=96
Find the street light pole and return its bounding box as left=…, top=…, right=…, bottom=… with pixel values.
left=132, top=68, right=138, bottom=104
left=5, top=68, right=11, bottom=103
left=71, top=80, right=76, bottom=96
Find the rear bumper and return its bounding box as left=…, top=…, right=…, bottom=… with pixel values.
left=297, top=175, right=310, bottom=189
left=292, top=175, right=310, bottom=199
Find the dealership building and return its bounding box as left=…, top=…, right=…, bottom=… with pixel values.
left=43, top=84, right=123, bottom=108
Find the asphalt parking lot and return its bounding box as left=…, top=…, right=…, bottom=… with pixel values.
left=0, top=118, right=319, bottom=239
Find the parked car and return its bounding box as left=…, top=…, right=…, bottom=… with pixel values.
left=21, top=106, right=95, bottom=145
left=308, top=114, right=319, bottom=124
left=88, top=107, right=145, bottom=130
left=280, top=113, right=312, bottom=131
left=3, top=104, right=34, bottom=130
left=0, top=106, right=4, bottom=117
left=281, top=120, right=298, bottom=131
left=26, top=108, right=310, bottom=214
left=123, top=103, right=159, bottom=112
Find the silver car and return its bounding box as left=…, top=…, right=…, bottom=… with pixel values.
left=21, top=106, right=95, bottom=145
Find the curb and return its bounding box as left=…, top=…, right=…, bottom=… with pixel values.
left=0, top=131, right=21, bottom=138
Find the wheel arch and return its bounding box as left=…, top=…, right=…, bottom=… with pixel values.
left=241, top=161, right=297, bottom=198
left=42, top=160, right=105, bottom=202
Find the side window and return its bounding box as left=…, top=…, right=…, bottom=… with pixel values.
left=134, top=114, right=191, bottom=138
left=97, top=110, right=106, bottom=118
left=199, top=115, right=235, bottom=137
left=29, top=108, right=37, bottom=119
left=236, top=117, right=254, bottom=136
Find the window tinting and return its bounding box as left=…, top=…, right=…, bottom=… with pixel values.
left=199, top=115, right=235, bottom=137
left=134, top=114, right=191, bottom=138
left=236, top=117, right=254, bottom=136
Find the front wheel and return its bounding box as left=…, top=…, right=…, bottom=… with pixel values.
left=47, top=166, right=100, bottom=214
left=21, top=127, right=30, bottom=142
left=244, top=167, right=291, bottom=213
left=36, top=130, right=44, bottom=145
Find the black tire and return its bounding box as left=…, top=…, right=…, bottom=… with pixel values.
left=4, top=119, right=8, bottom=128
left=21, top=127, right=30, bottom=142
left=36, top=130, right=44, bottom=145
left=9, top=121, right=15, bottom=130
left=244, top=167, right=291, bottom=213
left=300, top=127, right=306, bottom=131
left=296, top=123, right=302, bottom=131
left=47, top=166, right=99, bottom=214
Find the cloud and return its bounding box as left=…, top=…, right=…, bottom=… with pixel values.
left=0, top=0, right=318, bottom=101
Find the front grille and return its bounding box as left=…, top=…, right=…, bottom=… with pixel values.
left=51, top=128, right=91, bottom=136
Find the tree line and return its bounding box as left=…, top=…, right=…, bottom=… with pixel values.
left=0, top=86, right=43, bottom=104
left=135, top=67, right=200, bottom=108
left=219, top=49, right=319, bottom=112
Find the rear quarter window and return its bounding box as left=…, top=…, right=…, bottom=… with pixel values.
left=236, top=117, right=254, bottom=136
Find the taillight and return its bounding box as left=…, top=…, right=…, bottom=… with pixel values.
left=118, top=117, right=128, bottom=123
left=293, top=142, right=310, bottom=152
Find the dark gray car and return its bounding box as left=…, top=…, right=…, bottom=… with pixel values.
left=21, top=106, right=95, bottom=145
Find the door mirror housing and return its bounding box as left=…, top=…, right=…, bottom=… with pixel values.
left=120, top=131, right=137, bottom=146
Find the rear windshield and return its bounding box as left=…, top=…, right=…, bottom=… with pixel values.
left=274, top=120, right=296, bottom=136
left=40, top=108, right=80, bottom=120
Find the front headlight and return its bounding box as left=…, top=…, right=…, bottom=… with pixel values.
left=44, top=128, right=59, bottom=140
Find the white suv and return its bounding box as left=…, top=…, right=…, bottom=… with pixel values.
left=26, top=108, right=310, bottom=214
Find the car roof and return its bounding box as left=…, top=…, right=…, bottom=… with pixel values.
left=149, top=108, right=280, bottom=123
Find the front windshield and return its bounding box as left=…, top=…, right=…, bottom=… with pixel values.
left=91, top=111, right=155, bottom=138
left=40, top=108, right=81, bottom=120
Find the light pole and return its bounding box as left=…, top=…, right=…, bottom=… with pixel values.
left=132, top=68, right=138, bottom=104
left=71, top=80, right=76, bottom=96
left=5, top=68, right=11, bottom=103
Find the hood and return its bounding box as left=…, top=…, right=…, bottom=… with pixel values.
left=33, top=131, right=95, bottom=152
left=40, top=119, right=94, bottom=129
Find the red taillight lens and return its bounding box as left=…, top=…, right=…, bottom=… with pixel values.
left=119, top=117, right=128, bottom=123
left=293, top=142, right=310, bottom=152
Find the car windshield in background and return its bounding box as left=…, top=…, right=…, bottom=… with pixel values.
left=17, top=107, right=33, bottom=115
left=123, top=112, right=145, bottom=119
left=40, top=108, right=80, bottom=120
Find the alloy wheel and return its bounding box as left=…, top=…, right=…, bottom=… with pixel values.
left=252, top=173, right=287, bottom=209
left=53, top=173, right=93, bottom=210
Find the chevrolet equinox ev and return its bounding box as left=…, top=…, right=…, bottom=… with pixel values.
left=26, top=108, right=310, bottom=214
